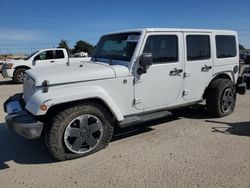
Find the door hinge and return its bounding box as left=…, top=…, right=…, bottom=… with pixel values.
left=182, top=90, right=189, bottom=96
left=184, top=72, right=191, bottom=78
left=134, top=98, right=142, bottom=105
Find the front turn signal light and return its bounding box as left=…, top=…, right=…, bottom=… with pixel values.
left=40, top=104, right=48, bottom=111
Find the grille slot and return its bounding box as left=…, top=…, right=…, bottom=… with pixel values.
left=23, top=75, right=35, bottom=103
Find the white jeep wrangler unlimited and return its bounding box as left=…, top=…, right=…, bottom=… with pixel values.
left=4, top=28, right=246, bottom=160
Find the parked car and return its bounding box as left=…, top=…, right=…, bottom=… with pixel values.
left=4, top=28, right=246, bottom=161
left=242, top=65, right=250, bottom=84
left=1, top=48, right=91, bottom=83
left=240, top=52, right=245, bottom=62
left=244, top=53, right=250, bottom=64
left=74, top=51, right=88, bottom=57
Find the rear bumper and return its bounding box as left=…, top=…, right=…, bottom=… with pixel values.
left=236, top=76, right=247, bottom=95
left=4, top=94, right=44, bottom=139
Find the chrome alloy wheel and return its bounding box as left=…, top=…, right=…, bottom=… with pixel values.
left=18, top=71, right=25, bottom=81
left=221, top=88, right=234, bottom=113
left=64, top=114, right=104, bottom=154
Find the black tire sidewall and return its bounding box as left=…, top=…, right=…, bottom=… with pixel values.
left=46, top=103, right=113, bottom=160
left=13, top=68, right=26, bottom=84
left=207, top=79, right=236, bottom=117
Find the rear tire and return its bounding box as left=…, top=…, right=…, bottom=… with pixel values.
left=206, top=78, right=236, bottom=117
left=45, top=102, right=114, bottom=161
left=13, top=68, right=27, bottom=84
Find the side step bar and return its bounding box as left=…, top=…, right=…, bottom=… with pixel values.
left=118, top=110, right=172, bottom=128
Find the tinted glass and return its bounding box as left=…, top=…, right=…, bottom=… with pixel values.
left=93, top=32, right=140, bottom=62
left=143, top=35, right=178, bottom=63
left=55, top=50, right=65, bottom=59
left=216, top=35, right=236, bottom=58
left=187, top=35, right=210, bottom=61
left=37, top=50, right=54, bottom=60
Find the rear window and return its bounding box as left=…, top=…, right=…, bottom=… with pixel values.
left=186, top=35, right=211, bottom=61
left=55, top=50, right=65, bottom=59
left=216, top=35, right=236, bottom=58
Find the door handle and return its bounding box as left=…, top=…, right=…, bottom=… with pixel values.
left=50, top=61, right=55, bottom=63
left=201, top=65, right=212, bottom=72
left=169, top=68, right=183, bottom=76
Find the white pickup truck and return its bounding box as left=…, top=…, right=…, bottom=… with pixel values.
left=1, top=48, right=90, bottom=83
left=4, top=28, right=246, bottom=161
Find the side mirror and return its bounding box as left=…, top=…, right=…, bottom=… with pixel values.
left=140, top=53, right=153, bottom=67
left=137, top=53, right=153, bottom=75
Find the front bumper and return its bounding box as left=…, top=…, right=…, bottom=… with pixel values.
left=4, top=94, right=44, bottom=139
left=1, top=68, right=14, bottom=78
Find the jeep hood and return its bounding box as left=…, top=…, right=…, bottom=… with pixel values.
left=26, top=61, right=129, bottom=86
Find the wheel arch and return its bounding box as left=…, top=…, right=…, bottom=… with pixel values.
left=45, top=98, right=119, bottom=123
left=203, top=72, right=233, bottom=99
left=14, top=65, right=31, bottom=73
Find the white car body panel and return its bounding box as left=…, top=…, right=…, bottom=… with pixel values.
left=134, top=32, right=184, bottom=110
left=182, top=32, right=213, bottom=101
left=25, top=77, right=137, bottom=121
left=27, top=62, right=117, bottom=86
left=21, top=28, right=239, bottom=122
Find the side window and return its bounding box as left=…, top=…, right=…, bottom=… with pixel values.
left=55, top=50, right=65, bottom=59
left=186, top=35, right=210, bottom=61
left=143, top=35, right=178, bottom=64
left=216, top=35, right=236, bottom=58
left=35, top=50, right=54, bottom=60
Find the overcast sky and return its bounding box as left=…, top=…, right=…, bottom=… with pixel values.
left=0, top=0, right=249, bottom=54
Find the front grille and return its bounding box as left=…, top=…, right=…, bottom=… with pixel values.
left=23, top=75, right=35, bottom=103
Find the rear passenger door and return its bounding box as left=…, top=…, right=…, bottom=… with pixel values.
left=183, top=33, right=213, bottom=101
left=53, top=50, right=67, bottom=65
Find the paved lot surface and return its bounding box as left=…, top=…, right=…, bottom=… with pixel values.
left=0, top=76, right=250, bottom=188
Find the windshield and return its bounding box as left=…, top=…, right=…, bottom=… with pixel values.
left=24, top=51, right=39, bottom=60
left=93, top=32, right=140, bottom=62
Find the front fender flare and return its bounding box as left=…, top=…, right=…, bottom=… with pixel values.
left=25, top=86, right=124, bottom=121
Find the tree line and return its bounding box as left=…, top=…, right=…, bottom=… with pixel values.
left=58, top=39, right=94, bottom=55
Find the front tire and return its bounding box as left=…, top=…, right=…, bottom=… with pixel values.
left=45, top=103, right=114, bottom=161
left=206, top=78, right=236, bottom=117
left=13, top=68, right=27, bottom=84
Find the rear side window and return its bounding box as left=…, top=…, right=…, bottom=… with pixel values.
left=55, top=50, right=65, bottom=59
left=143, top=35, right=178, bottom=63
left=186, top=35, right=210, bottom=61
left=216, top=35, right=236, bottom=58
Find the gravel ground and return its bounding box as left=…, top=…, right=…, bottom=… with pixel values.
left=0, top=75, right=250, bottom=188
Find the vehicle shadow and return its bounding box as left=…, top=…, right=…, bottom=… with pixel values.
left=112, top=115, right=179, bottom=141
left=206, top=120, right=250, bottom=137
left=0, top=115, right=180, bottom=169
left=0, top=123, right=55, bottom=170
left=0, top=80, right=16, bottom=86
left=171, top=104, right=210, bottom=120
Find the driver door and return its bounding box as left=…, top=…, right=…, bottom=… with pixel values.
left=33, top=50, right=55, bottom=67
left=134, top=32, right=184, bottom=111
